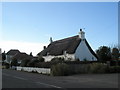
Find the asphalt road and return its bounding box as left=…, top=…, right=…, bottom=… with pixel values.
left=2, top=69, right=119, bottom=89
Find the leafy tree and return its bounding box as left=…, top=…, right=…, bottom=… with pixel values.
left=2, top=51, right=6, bottom=62
left=20, top=59, right=30, bottom=67
left=4, top=62, right=10, bottom=69
left=27, top=59, right=40, bottom=67
left=112, top=47, right=119, bottom=60
left=11, top=58, right=18, bottom=66
left=96, top=46, right=112, bottom=61
left=38, top=56, right=45, bottom=62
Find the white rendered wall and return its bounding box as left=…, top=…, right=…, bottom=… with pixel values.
left=43, top=55, right=55, bottom=62
left=43, top=54, right=75, bottom=62
left=65, top=54, right=75, bottom=61
left=75, top=40, right=97, bottom=61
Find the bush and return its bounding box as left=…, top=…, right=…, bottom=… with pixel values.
left=108, top=66, right=120, bottom=73
left=35, top=62, right=52, bottom=68
left=3, top=62, right=10, bottom=69
left=20, top=59, right=30, bottom=67
left=38, top=56, right=45, bottom=62
left=27, top=59, right=40, bottom=67
left=51, top=57, right=64, bottom=64
left=11, top=58, right=18, bottom=66
left=51, top=63, right=71, bottom=76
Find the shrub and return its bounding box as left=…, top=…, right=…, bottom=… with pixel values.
left=27, top=59, right=40, bottom=67
left=4, top=62, right=10, bottom=69
left=11, top=58, right=18, bottom=66
left=38, top=56, right=45, bottom=62
left=36, top=62, right=52, bottom=68
left=51, top=57, right=64, bottom=64
left=83, top=58, right=88, bottom=62
left=51, top=63, right=71, bottom=76
left=108, top=66, right=120, bottom=73
left=20, top=59, right=30, bottom=67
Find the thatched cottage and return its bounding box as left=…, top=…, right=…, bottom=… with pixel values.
left=38, top=29, right=98, bottom=61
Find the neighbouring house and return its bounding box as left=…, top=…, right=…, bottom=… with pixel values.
left=5, top=49, right=34, bottom=65
left=12, top=52, right=33, bottom=65
left=5, top=49, right=20, bottom=64
left=38, top=29, right=98, bottom=62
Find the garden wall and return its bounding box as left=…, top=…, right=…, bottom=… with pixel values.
left=16, top=67, right=50, bottom=74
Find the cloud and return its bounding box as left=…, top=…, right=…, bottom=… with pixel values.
left=0, top=40, right=48, bottom=56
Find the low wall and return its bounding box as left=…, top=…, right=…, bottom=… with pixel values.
left=16, top=67, right=50, bottom=74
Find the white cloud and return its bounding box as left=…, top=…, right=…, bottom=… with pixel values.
left=0, top=40, right=48, bottom=56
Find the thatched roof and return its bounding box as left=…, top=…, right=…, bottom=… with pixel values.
left=12, top=52, right=33, bottom=60
left=38, top=35, right=80, bottom=56
left=6, top=49, right=20, bottom=55
left=38, top=35, right=97, bottom=58
left=38, top=35, right=98, bottom=59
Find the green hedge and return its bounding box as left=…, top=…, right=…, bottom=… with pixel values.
left=51, top=63, right=71, bottom=76
left=108, top=66, right=120, bottom=73
left=50, top=63, right=112, bottom=76
left=89, top=63, right=108, bottom=73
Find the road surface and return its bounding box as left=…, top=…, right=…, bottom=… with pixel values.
left=2, top=69, right=119, bottom=89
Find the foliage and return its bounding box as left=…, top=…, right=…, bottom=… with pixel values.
left=27, top=59, right=40, bottom=67
left=35, top=62, right=52, bottom=68
left=111, top=48, right=119, bottom=60
left=51, top=57, right=65, bottom=64
left=2, top=51, right=6, bottom=61
left=20, top=59, right=30, bottom=67
left=51, top=63, right=71, bottom=76
left=3, top=62, right=10, bottom=69
left=83, top=58, right=88, bottom=62
left=89, top=63, right=108, bottom=73
left=38, top=56, right=45, bottom=62
left=11, top=58, right=18, bottom=66
left=75, top=58, right=80, bottom=61
left=35, top=57, right=65, bottom=68
left=108, top=66, right=120, bottom=73
left=96, top=46, right=112, bottom=61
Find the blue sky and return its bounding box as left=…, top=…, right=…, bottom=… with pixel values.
left=1, top=2, right=118, bottom=55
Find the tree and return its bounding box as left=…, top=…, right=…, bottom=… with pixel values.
left=20, top=59, right=30, bottom=67
left=11, top=58, right=18, bottom=66
left=111, top=47, right=119, bottom=60
left=2, top=51, right=6, bottom=62
left=96, top=46, right=112, bottom=61
left=38, top=56, right=45, bottom=62
left=27, top=59, right=40, bottom=67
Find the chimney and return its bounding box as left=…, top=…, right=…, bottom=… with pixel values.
left=79, top=29, right=85, bottom=40
left=43, top=46, right=46, bottom=50
left=50, top=37, right=53, bottom=43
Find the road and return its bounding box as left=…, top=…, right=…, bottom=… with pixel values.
left=2, top=69, right=119, bottom=89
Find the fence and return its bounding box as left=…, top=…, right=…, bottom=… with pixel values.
left=16, top=67, right=50, bottom=74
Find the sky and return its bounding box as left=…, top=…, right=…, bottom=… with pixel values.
left=0, top=2, right=118, bottom=56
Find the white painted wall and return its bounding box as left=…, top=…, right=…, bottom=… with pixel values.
left=75, top=40, right=97, bottom=61
left=43, top=55, right=55, bottom=62
left=65, top=54, right=75, bottom=61
left=43, top=54, right=75, bottom=62
left=16, top=67, right=50, bottom=74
